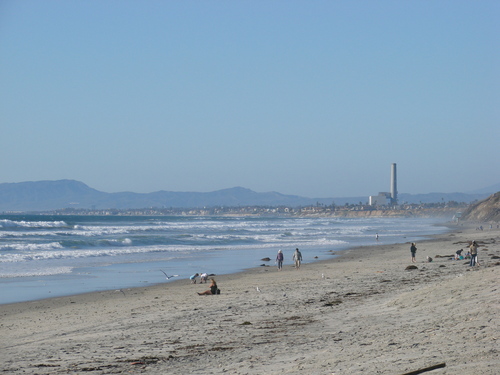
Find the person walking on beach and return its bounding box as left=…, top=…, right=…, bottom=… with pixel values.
left=293, top=248, right=302, bottom=269
left=469, top=241, right=479, bottom=266
left=276, top=249, right=284, bottom=271
left=410, top=243, right=417, bottom=263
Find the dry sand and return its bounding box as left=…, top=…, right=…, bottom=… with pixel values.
left=1, top=224, right=498, bottom=375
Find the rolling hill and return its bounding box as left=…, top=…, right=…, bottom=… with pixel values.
left=0, top=180, right=495, bottom=212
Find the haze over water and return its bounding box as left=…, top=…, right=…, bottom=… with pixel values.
left=0, top=214, right=448, bottom=304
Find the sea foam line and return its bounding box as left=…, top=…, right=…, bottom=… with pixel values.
left=0, top=266, right=74, bottom=278
left=0, top=219, right=68, bottom=228
left=0, top=237, right=348, bottom=263
left=0, top=242, right=64, bottom=251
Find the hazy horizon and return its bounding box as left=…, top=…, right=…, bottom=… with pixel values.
left=1, top=1, right=498, bottom=198
left=2, top=178, right=498, bottom=199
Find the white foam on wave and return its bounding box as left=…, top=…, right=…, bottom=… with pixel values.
left=0, top=229, right=127, bottom=238
left=72, top=225, right=130, bottom=236
left=0, top=235, right=347, bottom=264
left=0, top=244, right=194, bottom=263
left=332, top=226, right=374, bottom=236
left=205, top=238, right=348, bottom=252
left=74, top=224, right=179, bottom=233
left=0, top=242, right=63, bottom=252
left=153, top=220, right=266, bottom=231
left=0, top=266, right=73, bottom=278
left=0, top=219, right=68, bottom=228
left=101, top=238, right=133, bottom=246
left=69, top=219, right=346, bottom=238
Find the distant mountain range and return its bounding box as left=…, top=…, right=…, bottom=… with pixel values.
left=0, top=180, right=498, bottom=212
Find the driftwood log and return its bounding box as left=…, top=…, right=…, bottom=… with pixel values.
left=400, top=362, right=446, bottom=375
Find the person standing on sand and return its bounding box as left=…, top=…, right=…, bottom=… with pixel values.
left=469, top=241, right=479, bottom=266
left=276, top=249, right=284, bottom=271
left=410, top=243, right=417, bottom=263
left=293, top=248, right=302, bottom=269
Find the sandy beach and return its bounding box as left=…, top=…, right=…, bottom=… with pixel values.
left=1, top=223, right=498, bottom=375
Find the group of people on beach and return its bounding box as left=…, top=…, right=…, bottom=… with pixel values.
left=188, top=272, right=220, bottom=295
left=475, top=224, right=499, bottom=231
left=452, top=241, right=480, bottom=266
left=192, top=247, right=304, bottom=295
left=190, top=272, right=209, bottom=284
left=190, top=272, right=221, bottom=295
left=409, top=240, right=480, bottom=267
left=275, top=248, right=303, bottom=270
left=195, top=238, right=482, bottom=297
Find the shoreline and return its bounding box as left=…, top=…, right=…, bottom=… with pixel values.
left=0, top=217, right=449, bottom=306
left=1, top=223, right=498, bottom=374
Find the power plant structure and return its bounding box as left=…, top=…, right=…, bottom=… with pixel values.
left=369, top=163, right=398, bottom=206
left=390, top=162, right=398, bottom=203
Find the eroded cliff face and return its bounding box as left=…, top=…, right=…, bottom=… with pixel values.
left=461, top=192, right=500, bottom=222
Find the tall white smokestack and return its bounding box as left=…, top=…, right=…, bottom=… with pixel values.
left=390, top=163, right=397, bottom=204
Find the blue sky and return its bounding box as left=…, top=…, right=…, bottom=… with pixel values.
left=0, top=1, right=498, bottom=198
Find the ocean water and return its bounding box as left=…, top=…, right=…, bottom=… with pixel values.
left=0, top=214, right=448, bottom=304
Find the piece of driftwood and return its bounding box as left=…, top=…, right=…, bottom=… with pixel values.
left=400, top=362, right=446, bottom=375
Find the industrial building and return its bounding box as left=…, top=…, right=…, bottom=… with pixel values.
left=369, top=163, right=398, bottom=206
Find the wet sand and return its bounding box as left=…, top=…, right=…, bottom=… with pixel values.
left=1, top=224, right=498, bottom=374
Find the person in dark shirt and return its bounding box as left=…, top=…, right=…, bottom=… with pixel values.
left=198, top=279, right=219, bottom=295
left=276, top=249, right=284, bottom=270
left=410, top=243, right=417, bottom=263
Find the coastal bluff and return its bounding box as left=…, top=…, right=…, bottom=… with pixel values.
left=461, top=191, right=500, bottom=222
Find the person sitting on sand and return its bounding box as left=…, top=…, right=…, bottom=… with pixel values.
left=190, top=273, right=199, bottom=284
left=455, top=249, right=464, bottom=260
left=410, top=243, right=417, bottom=263
left=198, top=279, right=218, bottom=295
